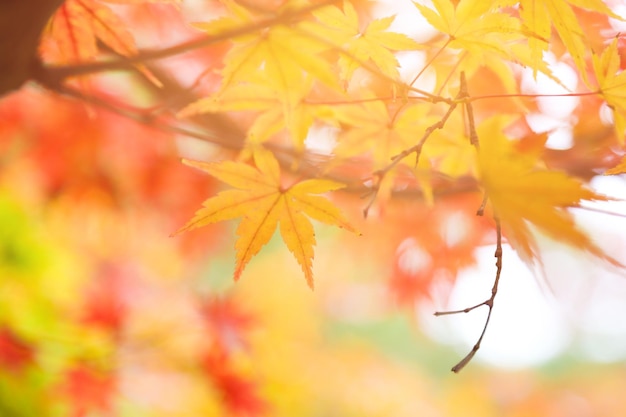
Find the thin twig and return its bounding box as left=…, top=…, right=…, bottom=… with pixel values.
left=460, top=72, right=479, bottom=149
left=361, top=102, right=458, bottom=217
left=408, top=37, right=451, bottom=88
left=433, top=72, right=505, bottom=372
left=476, top=193, right=489, bottom=216
left=436, top=50, right=468, bottom=97
left=435, top=216, right=503, bottom=373
left=459, top=72, right=488, bottom=217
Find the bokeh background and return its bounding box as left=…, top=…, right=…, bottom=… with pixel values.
left=2, top=1, right=626, bottom=416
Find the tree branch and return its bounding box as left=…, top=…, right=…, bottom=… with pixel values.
left=38, top=0, right=341, bottom=84
left=0, top=0, right=65, bottom=96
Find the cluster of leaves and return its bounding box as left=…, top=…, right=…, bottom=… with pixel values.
left=0, top=2, right=625, bottom=414
left=149, top=0, right=625, bottom=369
left=168, top=0, right=626, bottom=284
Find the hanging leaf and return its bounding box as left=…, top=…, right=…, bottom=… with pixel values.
left=173, top=149, right=359, bottom=288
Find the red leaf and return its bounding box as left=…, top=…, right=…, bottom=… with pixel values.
left=0, top=327, right=35, bottom=374
left=202, top=350, right=268, bottom=417
left=58, top=364, right=116, bottom=417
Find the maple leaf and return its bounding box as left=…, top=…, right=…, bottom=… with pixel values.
left=194, top=0, right=338, bottom=95
left=421, top=111, right=477, bottom=179
left=513, top=0, right=621, bottom=81
left=414, top=0, right=521, bottom=54
left=477, top=116, right=616, bottom=264
left=413, top=0, right=556, bottom=90
left=302, top=1, right=422, bottom=81
left=334, top=100, right=436, bottom=167
left=178, top=74, right=326, bottom=150
left=41, top=0, right=158, bottom=84
left=173, top=149, right=358, bottom=288
left=331, top=99, right=438, bottom=204
left=593, top=37, right=626, bottom=143
left=43, top=0, right=134, bottom=63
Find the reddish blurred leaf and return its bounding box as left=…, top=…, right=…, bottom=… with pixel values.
left=58, top=364, right=116, bottom=417
left=202, top=349, right=268, bottom=417
left=202, top=296, right=257, bottom=353
left=388, top=195, right=490, bottom=305
left=0, top=327, right=35, bottom=374
left=81, top=262, right=130, bottom=335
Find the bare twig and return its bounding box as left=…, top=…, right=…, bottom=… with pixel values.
left=434, top=73, right=505, bottom=373
left=460, top=72, right=479, bottom=149
left=408, top=37, right=452, bottom=88
left=361, top=105, right=457, bottom=218
left=476, top=193, right=489, bottom=216
left=436, top=51, right=468, bottom=97
left=435, top=216, right=503, bottom=373
left=361, top=92, right=461, bottom=217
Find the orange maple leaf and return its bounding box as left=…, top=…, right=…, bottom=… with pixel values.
left=173, top=149, right=358, bottom=288
left=41, top=0, right=160, bottom=84
left=477, top=116, right=617, bottom=265
left=43, top=0, right=134, bottom=63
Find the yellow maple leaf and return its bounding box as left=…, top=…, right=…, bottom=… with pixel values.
left=173, top=149, right=359, bottom=288
left=177, top=74, right=328, bottom=150
left=515, top=0, right=620, bottom=81
left=413, top=0, right=557, bottom=92
left=593, top=37, right=626, bottom=143
left=605, top=155, right=626, bottom=175
left=193, top=0, right=338, bottom=95
left=334, top=100, right=436, bottom=168
left=333, top=99, right=437, bottom=202
left=302, top=0, right=422, bottom=81
left=414, top=0, right=520, bottom=54
left=422, top=112, right=477, bottom=178
left=477, top=116, right=616, bottom=264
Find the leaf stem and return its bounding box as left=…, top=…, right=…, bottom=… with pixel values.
left=408, top=37, right=451, bottom=88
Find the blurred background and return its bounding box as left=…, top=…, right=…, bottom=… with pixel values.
left=1, top=85, right=626, bottom=416
left=2, top=0, right=626, bottom=416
